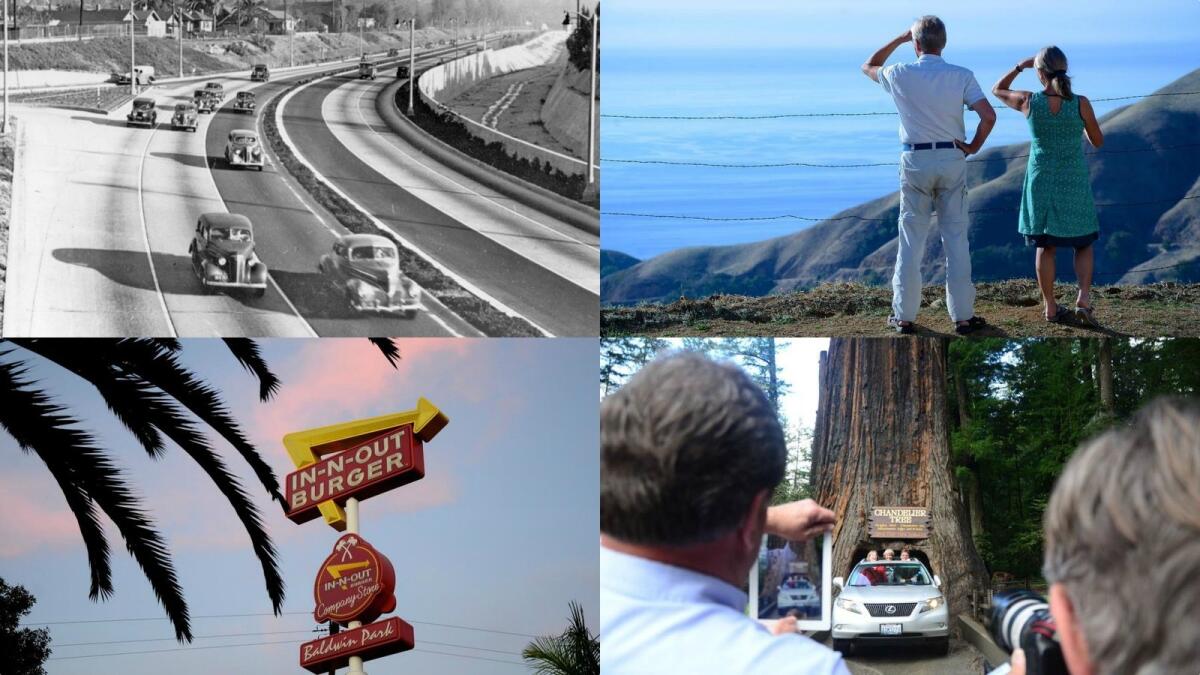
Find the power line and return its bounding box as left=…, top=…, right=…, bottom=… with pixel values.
left=601, top=141, right=1200, bottom=168
left=29, top=611, right=541, bottom=639
left=414, top=647, right=525, bottom=666
left=600, top=90, right=1200, bottom=120
left=53, top=629, right=317, bottom=648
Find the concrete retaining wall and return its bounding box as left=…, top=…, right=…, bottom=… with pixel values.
left=418, top=31, right=596, bottom=178
left=541, top=61, right=596, bottom=163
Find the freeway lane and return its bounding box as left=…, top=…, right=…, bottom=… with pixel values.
left=280, top=70, right=600, bottom=336
left=4, top=73, right=317, bottom=336
left=201, top=67, right=477, bottom=337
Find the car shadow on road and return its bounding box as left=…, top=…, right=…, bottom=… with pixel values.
left=149, top=151, right=210, bottom=169
left=52, top=247, right=263, bottom=306
left=70, top=115, right=157, bottom=129
left=266, top=268, right=358, bottom=320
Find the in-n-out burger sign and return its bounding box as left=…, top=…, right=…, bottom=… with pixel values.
left=299, top=617, right=415, bottom=673
left=313, top=534, right=396, bottom=624
left=283, top=397, right=448, bottom=530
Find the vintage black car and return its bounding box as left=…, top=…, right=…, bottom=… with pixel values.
left=395, top=63, right=409, bottom=79
left=251, top=64, right=270, bottom=81
left=187, top=213, right=268, bottom=296
left=171, top=102, right=198, bottom=132
left=318, top=234, right=421, bottom=316
left=126, top=98, right=157, bottom=127
left=233, top=91, right=256, bottom=114
left=195, top=90, right=217, bottom=113
left=358, top=61, right=377, bottom=80
left=224, top=129, right=265, bottom=170
left=204, top=81, right=225, bottom=101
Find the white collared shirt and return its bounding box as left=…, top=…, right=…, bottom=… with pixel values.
left=601, top=547, right=851, bottom=675
left=879, top=54, right=987, bottom=145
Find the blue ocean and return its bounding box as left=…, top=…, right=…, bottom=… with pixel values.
left=602, top=43, right=1200, bottom=261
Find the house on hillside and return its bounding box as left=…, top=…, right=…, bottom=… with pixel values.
left=44, top=8, right=129, bottom=36
left=216, top=5, right=294, bottom=34
left=165, top=10, right=213, bottom=36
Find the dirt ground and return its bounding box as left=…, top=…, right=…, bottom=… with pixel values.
left=443, top=60, right=581, bottom=160
left=832, top=637, right=987, bottom=675
left=601, top=280, right=1200, bottom=338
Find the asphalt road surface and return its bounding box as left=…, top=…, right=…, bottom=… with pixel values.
left=5, top=40, right=597, bottom=336
left=831, top=637, right=986, bottom=675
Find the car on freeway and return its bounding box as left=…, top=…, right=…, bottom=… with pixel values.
left=195, top=90, right=217, bottom=113
left=776, top=574, right=820, bottom=618
left=832, top=560, right=949, bottom=656
left=395, top=63, right=409, bottom=79
left=126, top=98, right=157, bottom=127
left=318, top=234, right=421, bottom=317
left=187, top=213, right=268, bottom=297
left=251, top=64, right=270, bottom=81
left=113, top=66, right=156, bottom=86
left=171, top=101, right=198, bottom=132
left=224, top=129, right=265, bottom=170
left=232, top=91, right=256, bottom=114
left=358, top=61, right=377, bottom=80
left=204, top=81, right=225, bottom=101
left=386, top=48, right=399, bottom=56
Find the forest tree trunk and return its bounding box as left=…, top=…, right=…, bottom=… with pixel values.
left=1098, top=338, right=1115, bottom=416
left=810, top=338, right=989, bottom=621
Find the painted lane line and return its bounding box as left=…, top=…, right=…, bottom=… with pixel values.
left=347, top=80, right=599, bottom=295
left=278, top=73, right=551, bottom=336
left=136, top=119, right=178, bottom=338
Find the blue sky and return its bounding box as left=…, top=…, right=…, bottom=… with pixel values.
left=0, top=338, right=598, bottom=674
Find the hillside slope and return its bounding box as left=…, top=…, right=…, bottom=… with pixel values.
left=602, top=67, right=1200, bottom=305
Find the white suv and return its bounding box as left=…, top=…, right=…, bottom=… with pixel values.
left=832, top=560, right=949, bottom=655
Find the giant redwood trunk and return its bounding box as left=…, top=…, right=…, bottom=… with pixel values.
left=811, top=338, right=988, bottom=622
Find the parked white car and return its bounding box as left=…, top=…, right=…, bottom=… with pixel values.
left=832, top=560, right=949, bottom=656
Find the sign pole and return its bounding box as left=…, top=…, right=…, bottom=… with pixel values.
left=344, top=497, right=367, bottom=675
left=407, top=17, right=414, bottom=116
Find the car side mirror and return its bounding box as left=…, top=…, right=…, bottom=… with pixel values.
left=833, top=576, right=844, bottom=591
left=934, top=575, right=941, bottom=588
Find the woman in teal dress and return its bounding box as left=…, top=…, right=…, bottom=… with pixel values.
left=990, top=46, right=1105, bottom=326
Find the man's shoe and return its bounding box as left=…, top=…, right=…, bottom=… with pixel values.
left=888, top=316, right=916, bottom=334
left=954, top=316, right=988, bottom=335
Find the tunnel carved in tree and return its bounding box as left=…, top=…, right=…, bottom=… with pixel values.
left=810, top=338, right=989, bottom=622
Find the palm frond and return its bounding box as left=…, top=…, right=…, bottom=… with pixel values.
left=522, top=601, right=600, bottom=675
left=0, top=361, right=192, bottom=641
left=109, top=339, right=285, bottom=508
left=368, top=338, right=402, bottom=369
left=222, top=339, right=281, bottom=401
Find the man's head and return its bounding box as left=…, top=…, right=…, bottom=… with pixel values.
left=601, top=352, right=786, bottom=582
left=910, top=15, right=946, bottom=56
left=1043, top=398, right=1200, bottom=675
left=883, top=548, right=895, bottom=560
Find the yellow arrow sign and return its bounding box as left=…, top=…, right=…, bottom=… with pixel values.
left=283, top=397, right=448, bottom=530
left=325, top=561, right=371, bottom=579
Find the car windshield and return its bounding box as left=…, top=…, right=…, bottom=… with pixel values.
left=231, top=135, right=257, bottom=145
left=210, top=227, right=251, bottom=241
left=239, top=93, right=253, bottom=99
left=176, top=104, right=193, bottom=112
left=134, top=101, right=153, bottom=109
left=350, top=246, right=395, bottom=260
left=781, top=575, right=813, bottom=590
left=849, top=563, right=931, bottom=587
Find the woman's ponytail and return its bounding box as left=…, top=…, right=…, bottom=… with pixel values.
left=1035, top=46, right=1073, bottom=101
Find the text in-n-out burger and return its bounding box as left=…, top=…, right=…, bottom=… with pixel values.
left=299, top=617, right=415, bottom=673
left=284, top=423, right=426, bottom=524
left=313, top=533, right=397, bottom=625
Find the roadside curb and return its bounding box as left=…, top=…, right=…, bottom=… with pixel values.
left=0, top=121, right=22, bottom=336
left=375, top=78, right=600, bottom=236
left=958, top=615, right=1006, bottom=667
left=268, top=68, right=549, bottom=337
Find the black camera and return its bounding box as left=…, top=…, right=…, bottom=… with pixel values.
left=989, top=590, right=1068, bottom=675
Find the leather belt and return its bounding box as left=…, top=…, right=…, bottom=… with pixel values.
left=902, top=141, right=957, bottom=151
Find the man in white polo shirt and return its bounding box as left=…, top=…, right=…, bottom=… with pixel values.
left=601, top=352, right=849, bottom=675
left=862, top=15, right=996, bottom=335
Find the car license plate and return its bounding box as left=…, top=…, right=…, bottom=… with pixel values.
left=880, top=623, right=902, bottom=636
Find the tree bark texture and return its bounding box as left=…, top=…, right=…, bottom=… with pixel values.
left=1098, top=338, right=1115, bottom=415
left=810, top=338, right=989, bottom=621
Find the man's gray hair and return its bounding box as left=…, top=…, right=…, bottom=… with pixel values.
left=911, top=15, right=946, bottom=53
left=1043, top=398, right=1200, bottom=674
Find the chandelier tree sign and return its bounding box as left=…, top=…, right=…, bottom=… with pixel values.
left=284, top=397, right=448, bottom=674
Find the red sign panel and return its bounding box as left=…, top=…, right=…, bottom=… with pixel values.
left=313, top=534, right=397, bottom=625
left=285, top=424, right=426, bottom=524
left=300, top=616, right=415, bottom=673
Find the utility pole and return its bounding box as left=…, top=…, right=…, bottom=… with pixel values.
left=129, top=0, right=135, bottom=95
left=358, top=0, right=363, bottom=59
left=177, top=7, right=182, bottom=79
left=586, top=2, right=597, bottom=186
left=2, top=0, right=8, bottom=135
left=287, top=0, right=293, bottom=67
left=450, top=16, right=456, bottom=61
left=406, top=16, right=414, bottom=115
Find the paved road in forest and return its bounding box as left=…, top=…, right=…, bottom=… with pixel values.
left=832, top=637, right=987, bottom=675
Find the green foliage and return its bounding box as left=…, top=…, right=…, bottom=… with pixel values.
left=599, top=338, right=670, bottom=395
left=946, top=338, right=1200, bottom=581
left=565, top=5, right=597, bottom=72
left=0, top=578, right=51, bottom=675
left=522, top=601, right=599, bottom=675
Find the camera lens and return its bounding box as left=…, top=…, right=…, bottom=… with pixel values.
left=991, top=589, right=1050, bottom=653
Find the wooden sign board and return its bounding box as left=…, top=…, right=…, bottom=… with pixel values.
left=300, top=617, right=415, bottom=673
left=868, top=506, right=931, bottom=539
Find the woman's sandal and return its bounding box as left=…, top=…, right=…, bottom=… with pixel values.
left=887, top=316, right=916, bottom=335
left=1075, top=305, right=1100, bottom=328
left=1046, top=305, right=1072, bottom=323
left=954, top=316, right=988, bottom=335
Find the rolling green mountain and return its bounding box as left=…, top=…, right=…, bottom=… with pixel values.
left=602, top=67, right=1200, bottom=306
left=601, top=250, right=641, bottom=277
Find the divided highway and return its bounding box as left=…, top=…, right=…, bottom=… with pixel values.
left=4, top=38, right=598, bottom=337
